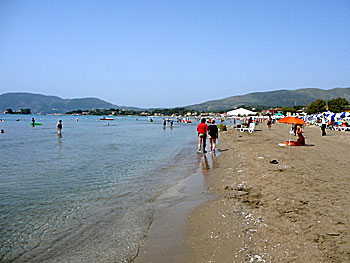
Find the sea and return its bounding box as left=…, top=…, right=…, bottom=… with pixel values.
left=0, top=114, right=211, bottom=262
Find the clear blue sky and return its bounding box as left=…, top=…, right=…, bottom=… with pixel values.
left=1, top=0, right=350, bottom=108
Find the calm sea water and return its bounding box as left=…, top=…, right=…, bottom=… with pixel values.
left=0, top=115, right=201, bottom=262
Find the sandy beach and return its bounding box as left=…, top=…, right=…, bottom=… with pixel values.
left=187, top=122, right=350, bottom=262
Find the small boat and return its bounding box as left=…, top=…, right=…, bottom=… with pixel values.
left=100, top=117, right=114, bottom=121
left=182, top=119, right=192, bottom=123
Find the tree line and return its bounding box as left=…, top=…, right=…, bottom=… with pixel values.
left=65, top=107, right=195, bottom=116
left=306, top=97, right=349, bottom=114
left=4, top=108, right=32, bottom=114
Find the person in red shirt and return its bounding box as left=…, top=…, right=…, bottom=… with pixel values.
left=197, top=118, right=208, bottom=154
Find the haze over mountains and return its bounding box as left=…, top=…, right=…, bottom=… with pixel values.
left=1, top=88, right=350, bottom=113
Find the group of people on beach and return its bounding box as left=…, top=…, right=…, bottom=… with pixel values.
left=196, top=118, right=218, bottom=154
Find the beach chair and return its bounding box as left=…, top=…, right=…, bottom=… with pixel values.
left=339, top=126, right=350, bottom=132
left=239, top=123, right=255, bottom=133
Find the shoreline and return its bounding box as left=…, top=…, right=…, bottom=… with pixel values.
left=133, top=151, right=218, bottom=262
left=186, top=122, right=350, bottom=262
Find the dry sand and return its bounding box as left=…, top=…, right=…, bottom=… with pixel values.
left=187, top=122, right=350, bottom=262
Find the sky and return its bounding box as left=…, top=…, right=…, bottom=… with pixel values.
left=1, top=0, right=350, bottom=108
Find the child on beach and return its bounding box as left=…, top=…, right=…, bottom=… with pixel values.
left=197, top=118, right=208, bottom=154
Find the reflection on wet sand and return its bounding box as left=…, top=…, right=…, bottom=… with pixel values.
left=199, top=153, right=217, bottom=186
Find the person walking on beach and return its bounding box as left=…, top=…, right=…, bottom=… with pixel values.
left=197, top=118, right=208, bottom=154
left=208, top=120, right=219, bottom=153
left=57, top=120, right=62, bottom=134
left=321, top=113, right=327, bottom=136
left=267, top=116, right=272, bottom=129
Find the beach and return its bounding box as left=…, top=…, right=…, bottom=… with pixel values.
left=187, top=122, right=350, bottom=262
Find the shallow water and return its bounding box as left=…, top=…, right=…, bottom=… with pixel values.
left=0, top=115, right=200, bottom=262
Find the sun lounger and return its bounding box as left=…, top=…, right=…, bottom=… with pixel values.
left=238, top=123, right=255, bottom=133
left=338, top=126, right=350, bottom=132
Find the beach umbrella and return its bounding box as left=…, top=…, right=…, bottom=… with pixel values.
left=278, top=116, right=306, bottom=125
left=326, top=114, right=334, bottom=121
left=278, top=117, right=306, bottom=145
left=226, top=108, right=257, bottom=116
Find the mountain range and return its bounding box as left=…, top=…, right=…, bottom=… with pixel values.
left=1, top=88, right=350, bottom=113
left=186, top=87, right=350, bottom=111
left=0, top=93, right=140, bottom=114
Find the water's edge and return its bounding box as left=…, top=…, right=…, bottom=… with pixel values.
left=133, top=151, right=218, bottom=262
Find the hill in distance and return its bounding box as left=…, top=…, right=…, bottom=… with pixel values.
left=0, top=92, right=141, bottom=114
left=2, top=88, right=350, bottom=114
left=186, top=87, right=350, bottom=111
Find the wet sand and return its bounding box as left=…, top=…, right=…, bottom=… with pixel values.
left=134, top=154, right=217, bottom=263
left=187, top=123, right=350, bottom=262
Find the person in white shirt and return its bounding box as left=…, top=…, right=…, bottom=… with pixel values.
left=321, top=113, right=327, bottom=136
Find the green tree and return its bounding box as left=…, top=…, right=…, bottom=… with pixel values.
left=327, top=97, right=348, bottom=113
left=307, top=99, right=326, bottom=115
left=282, top=107, right=296, bottom=115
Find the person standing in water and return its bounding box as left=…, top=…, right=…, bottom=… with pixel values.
left=197, top=118, right=208, bottom=154
left=208, top=120, right=219, bottom=153
left=57, top=120, right=63, bottom=134
left=31, top=118, right=35, bottom=127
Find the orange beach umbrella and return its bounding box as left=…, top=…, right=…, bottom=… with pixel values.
left=278, top=116, right=305, bottom=125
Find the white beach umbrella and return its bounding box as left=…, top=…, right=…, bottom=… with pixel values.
left=226, top=108, right=257, bottom=116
